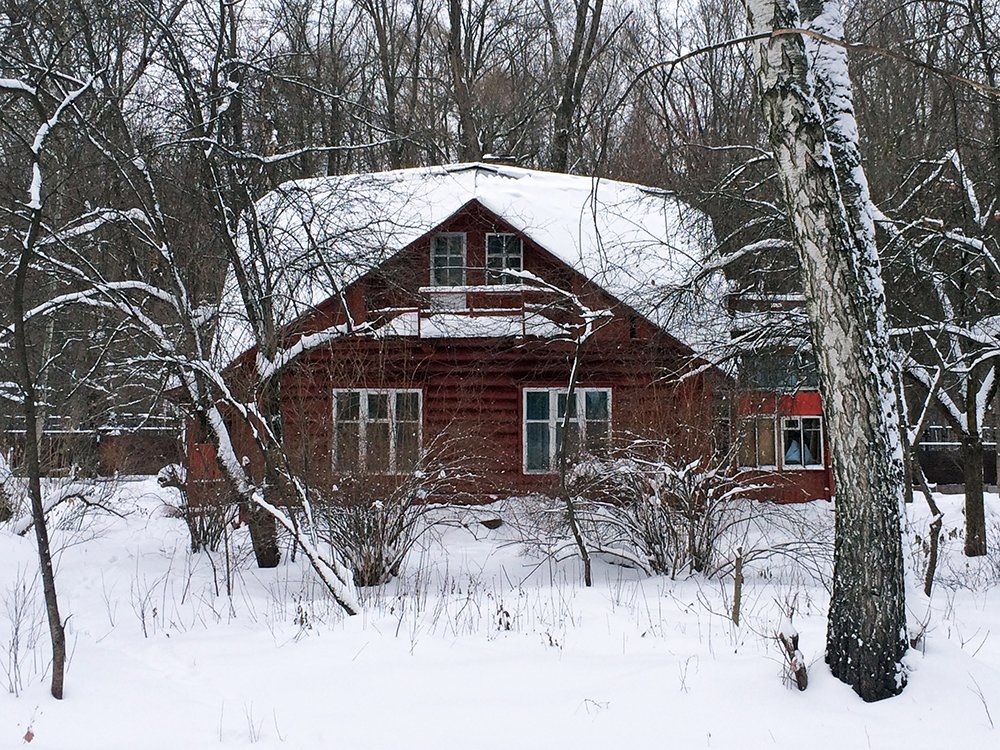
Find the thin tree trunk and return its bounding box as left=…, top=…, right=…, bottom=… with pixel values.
left=246, top=503, right=281, bottom=568
left=744, top=0, right=907, bottom=702
left=914, top=461, right=942, bottom=597
left=560, top=339, right=592, bottom=587
left=962, top=434, right=987, bottom=557
left=249, top=379, right=284, bottom=569
left=12, top=228, right=66, bottom=700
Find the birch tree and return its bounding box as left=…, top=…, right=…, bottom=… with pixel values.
left=743, top=0, right=908, bottom=701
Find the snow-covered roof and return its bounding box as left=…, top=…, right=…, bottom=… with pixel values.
left=216, top=162, right=725, bottom=365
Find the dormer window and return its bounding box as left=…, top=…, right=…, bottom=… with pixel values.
left=431, top=233, right=466, bottom=286
left=486, top=233, right=522, bottom=284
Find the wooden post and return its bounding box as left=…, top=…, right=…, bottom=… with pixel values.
left=732, top=546, right=744, bottom=626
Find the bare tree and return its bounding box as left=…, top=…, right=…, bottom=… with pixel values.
left=542, top=0, right=607, bottom=171
left=0, top=55, right=99, bottom=700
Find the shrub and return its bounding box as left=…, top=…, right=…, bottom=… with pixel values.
left=315, top=492, right=426, bottom=587
left=158, top=463, right=234, bottom=553
left=568, top=444, right=766, bottom=577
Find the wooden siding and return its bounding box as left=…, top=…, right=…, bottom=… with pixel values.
left=737, top=390, right=835, bottom=503
left=191, top=200, right=718, bottom=505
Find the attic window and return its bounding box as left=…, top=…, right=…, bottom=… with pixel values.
left=486, top=233, right=522, bottom=284
left=431, top=233, right=466, bottom=286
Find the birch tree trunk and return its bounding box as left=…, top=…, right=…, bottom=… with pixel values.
left=743, top=0, right=908, bottom=701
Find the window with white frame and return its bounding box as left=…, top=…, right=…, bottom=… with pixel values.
left=333, top=389, right=421, bottom=473
left=738, top=415, right=778, bottom=468
left=431, top=233, right=466, bottom=286
left=486, top=233, right=523, bottom=284
left=523, top=388, right=611, bottom=473
left=781, top=416, right=823, bottom=468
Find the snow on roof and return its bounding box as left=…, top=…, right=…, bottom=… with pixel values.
left=215, top=162, right=726, bottom=366
left=378, top=310, right=567, bottom=340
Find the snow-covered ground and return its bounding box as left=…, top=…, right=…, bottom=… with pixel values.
left=2, top=479, right=999, bottom=749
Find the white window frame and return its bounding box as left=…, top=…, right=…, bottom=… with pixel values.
left=430, top=233, right=466, bottom=286
left=485, top=233, right=523, bottom=284
left=332, top=388, right=423, bottom=474
left=738, top=415, right=778, bottom=469
left=522, top=387, right=612, bottom=474
left=780, top=415, right=824, bottom=469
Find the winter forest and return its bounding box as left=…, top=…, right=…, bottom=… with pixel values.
left=2, top=0, right=999, bottom=747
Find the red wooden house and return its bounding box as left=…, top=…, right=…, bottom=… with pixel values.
left=730, top=294, right=834, bottom=502
left=186, top=163, right=732, bottom=505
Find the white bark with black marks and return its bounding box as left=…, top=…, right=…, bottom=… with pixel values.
left=743, top=0, right=908, bottom=702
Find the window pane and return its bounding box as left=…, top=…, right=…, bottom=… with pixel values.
left=396, top=392, right=420, bottom=421
left=486, top=234, right=504, bottom=261
left=368, top=393, right=389, bottom=420
left=336, top=391, right=359, bottom=421
left=395, top=422, right=420, bottom=471
left=435, top=265, right=463, bottom=286
left=487, top=235, right=522, bottom=284
left=556, top=423, right=580, bottom=458
left=366, top=422, right=391, bottom=471
left=783, top=419, right=803, bottom=466
left=802, top=418, right=822, bottom=466
left=585, top=421, right=608, bottom=453
left=757, top=418, right=776, bottom=465
left=738, top=421, right=758, bottom=467
left=526, top=391, right=548, bottom=420
left=556, top=392, right=577, bottom=419
left=336, top=422, right=359, bottom=471
left=506, top=237, right=522, bottom=269
left=433, top=235, right=465, bottom=286
left=585, top=391, right=608, bottom=420
left=526, top=423, right=550, bottom=471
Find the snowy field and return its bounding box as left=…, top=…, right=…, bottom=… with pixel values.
left=2, top=478, right=1000, bottom=749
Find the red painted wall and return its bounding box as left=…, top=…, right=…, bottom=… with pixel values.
left=737, top=390, right=834, bottom=503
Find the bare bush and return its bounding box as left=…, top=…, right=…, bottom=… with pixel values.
left=0, top=569, right=44, bottom=696
left=314, top=491, right=426, bottom=588
left=312, top=443, right=473, bottom=587
left=568, top=446, right=766, bottom=578
left=158, top=464, right=235, bottom=554
left=184, top=506, right=237, bottom=555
